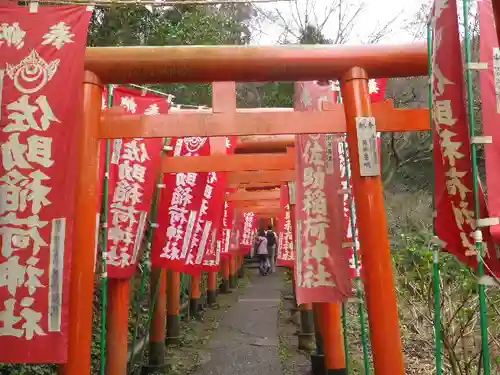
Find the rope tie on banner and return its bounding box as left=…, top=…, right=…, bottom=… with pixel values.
left=476, top=218, right=500, bottom=228
left=29, top=1, right=39, bottom=12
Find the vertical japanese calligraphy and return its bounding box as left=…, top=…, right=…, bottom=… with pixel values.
left=217, top=137, right=238, bottom=262
left=239, top=212, right=257, bottom=255
left=0, top=4, right=91, bottom=362
left=294, top=82, right=351, bottom=305
left=198, top=137, right=235, bottom=271
left=218, top=194, right=235, bottom=260
left=479, top=0, right=500, bottom=271
left=338, top=141, right=361, bottom=279
left=101, top=86, right=167, bottom=279
left=431, top=0, right=499, bottom=274
left=277, top=183, right=295, bottom=268
left=152, top=137, right=210, bottom=271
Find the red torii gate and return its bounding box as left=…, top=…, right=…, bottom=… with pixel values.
left=64, top=43, right=428, bottom=375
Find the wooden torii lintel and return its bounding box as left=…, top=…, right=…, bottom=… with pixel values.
left=85, top=43, right=427, bottom=84
left=227, top=190, right=280, bottom=202
left=162, top=153, right=294, bottom=173
left=99, top=101, right=429, bottom=139
left=227, top=170, right=294, bottom=185
left=239, top=207, right=281, bottom=216
left=235, top=203, right=281, bottom=210
left=230, top=182, right=282, bottom=189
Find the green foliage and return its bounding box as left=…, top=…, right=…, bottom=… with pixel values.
left=391, top=231, right=500, bottom=374
left=88, top=4, right=253, bottom=105
left=88, top=5, right=252, bottom=47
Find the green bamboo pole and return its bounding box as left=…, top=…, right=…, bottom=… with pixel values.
left=341, top=302, right=350, bottom=373
left=342, top=139, right=371, bottom=375
left=99, top=85, right=114, bottom=375
left=128, top=137, right=172, bottom=374
left=427, top=21, right=444, bottom=375
left=337, top=88, right=371, bottom=375
left=461, top=0, right=491, bottom=373
left=335, top=92, right=351, bottom=373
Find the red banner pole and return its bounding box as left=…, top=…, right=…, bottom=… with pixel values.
left=207, top=272, right=218, bottom=305
left=106, top=279, right=131, bottom=375
left=229, top=256, right=237, bottom=289
left=341, top=67, right=404, bottom=375
left=148, top=268, right=167, bottom=368
left=166, top=271, right=181, bottom=345
left=320, top=303, right=346, bottom=374
left=190, top=274, right=202, bottom=318
left=220, top=258, right=231, bottom=293
left=59, top=71, right=102, bottom=375
left=237, top=254, right=245, bottom=278
left=298, top=303, right=315, bottom=351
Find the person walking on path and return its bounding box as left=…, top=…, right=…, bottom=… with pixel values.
left=255, top=228, right=270, bottom=275
left=266, top=225, right=278, bottom=273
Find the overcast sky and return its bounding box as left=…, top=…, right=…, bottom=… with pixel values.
left=253, top=0, right=430, bottom=45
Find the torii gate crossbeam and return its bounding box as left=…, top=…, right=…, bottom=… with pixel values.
left=85, top=43, right=427, bottom=84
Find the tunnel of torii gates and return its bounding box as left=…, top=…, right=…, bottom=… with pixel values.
left=52, top=41, right=432, bottom=375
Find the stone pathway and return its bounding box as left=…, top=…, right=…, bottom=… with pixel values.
left=193, top=270, right=283, bottom=375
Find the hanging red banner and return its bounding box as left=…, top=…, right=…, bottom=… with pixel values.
left=101, top=86, right=168, bottom=279
left=479, top=0, right=500, bottom=257
left=277, top=183, right=294, bottom=268
left=218, top=195, right=234, bottom=260
left=294, top=82, right=351, bottom=305
left=217, top=136, right=238, bottom=260
left=0, top=4, right=91, bottom=363
left=238, top=212, right=257, bottom=255
left=226, top=209, right=241, bottom=252
left=152, top=137, right=210, bottom=271
left=185, top=170, right=226, bottom=272
left=199, top=136, right=236, bottom=271
left=431, top=0, right=500, bottom=274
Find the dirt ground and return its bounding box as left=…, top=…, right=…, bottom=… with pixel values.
left=277, top=275, right=312, bottom=375
left=133, top=275, right=250, bottom=375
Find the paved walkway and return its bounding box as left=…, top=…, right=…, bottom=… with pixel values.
left=193, top=270, right=283, bottom=375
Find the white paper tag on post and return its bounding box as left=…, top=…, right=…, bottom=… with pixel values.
left=288, top=182, right=296, bottom=205
left=355, top=116, right=380, bottom=177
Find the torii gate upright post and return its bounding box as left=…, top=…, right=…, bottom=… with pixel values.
left=342, top=67, right=405, bottom=375
left=207, top=82, right=236, bottom=304
left=59, top=72, right=102, bottom=375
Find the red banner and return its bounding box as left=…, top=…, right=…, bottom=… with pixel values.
left=152, top=137, right=210, bottom=272
left=479, top=0, right=500, bottom=257
left=277, top=184, right=294, bottom=268
left=102, top=86, right=167, bottom=278
left=219, top=197, right=234, bottom=260
left=217, top=136, right=238, bottom=260
left=294, top=82, right=351, bottom=304
left=227, top=209, right=241, bottom=253
left=200, top=136, right=236, bottom=270
left=238, top=212, right=257, bottom=255
left=185, top=171, right=226, bottom=272
left=0, top=4, right=91, bottom=362
left=431, top=1, right=500, bottom=274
